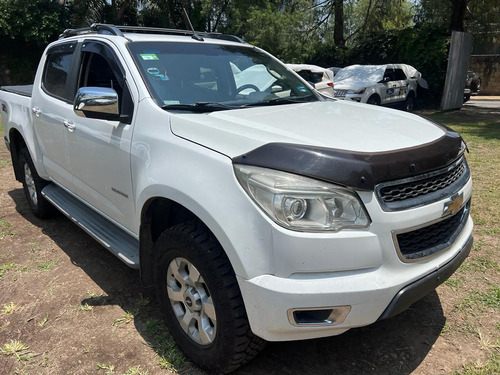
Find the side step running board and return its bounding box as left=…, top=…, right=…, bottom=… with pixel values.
left=42, top=184, right=140, bottom=269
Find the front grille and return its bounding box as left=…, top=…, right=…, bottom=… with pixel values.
left=395, top=200, right=470, bottom=261
left=376, top=156, right=469, bottom=211
left=334, top=89, right=347, bottom=97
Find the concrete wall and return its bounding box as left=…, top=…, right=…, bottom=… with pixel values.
left=470, top=55, right=500, bottom=95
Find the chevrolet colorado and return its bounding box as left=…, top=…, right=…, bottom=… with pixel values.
left=0, top=24, right=473, bottom=373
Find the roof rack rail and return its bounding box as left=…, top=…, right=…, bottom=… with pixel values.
left=59, top=24, right=123, bottom=39
left=58, top=23, right=245, bottom=43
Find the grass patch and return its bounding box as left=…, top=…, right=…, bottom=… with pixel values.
left=96, top=363, right=115, bottom=374
left=38, top=315, right=49, bottom=328
left=113, top=309, right=139, bottom=327
left=123, top=366, right=149, bottom=375
left=0, top=220, right=14, bottom=239
left=2, top=302, right=16, bottom=314
left=461, top=256, right=500, bottom=273
left=444, top=276, right=464, bottom=291
left=0, top=158, right=12, bottom=168
left=459, top=286, right=500, bottom=311
left=77, top=303, right=93, bottom=312
left=144, top=319, right=185, bottom=371
left=0, top=262, right=15, bottom=278
left=37, top=260, right=58, bottom=271
left=0, top=340, right=31, bottom=360
left=453, top=353, right=500, bottom=375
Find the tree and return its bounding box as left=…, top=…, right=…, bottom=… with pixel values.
left=0, top=0, right=66, bottom=45
left=334, top=0, right=345, bottom=46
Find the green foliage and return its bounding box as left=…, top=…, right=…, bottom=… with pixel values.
left=0, top=0, right=66, bottom=45
left=345, top=25, right=450, bottom=105
left=243, top=1, right=321, bottom=62
left=344, top=0, right=414, bottom=38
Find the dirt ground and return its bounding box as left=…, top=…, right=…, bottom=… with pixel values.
left=1, top=102, right=499, bottom=375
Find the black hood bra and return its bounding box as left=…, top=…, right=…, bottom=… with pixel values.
left=233, top=126, right=465, bottom=191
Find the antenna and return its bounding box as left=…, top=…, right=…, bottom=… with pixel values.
left=182, top=8, right=204, bottom=41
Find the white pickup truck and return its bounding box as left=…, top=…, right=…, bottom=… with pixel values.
left=1, top=24, right=473, bottom=373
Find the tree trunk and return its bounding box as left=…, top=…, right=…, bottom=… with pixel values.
left=334, top=0, right=345, bottom=46
left=450, top=0, right=467, bottom=31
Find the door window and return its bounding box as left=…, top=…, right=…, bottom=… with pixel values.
left=42, top=52, right=74, bottom=100
left=383, top=68, right=395, bottom=82
left=77, top=52, right=123, bottom=100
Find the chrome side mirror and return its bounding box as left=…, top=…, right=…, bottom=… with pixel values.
left=74, top=87, right=119, bottom=120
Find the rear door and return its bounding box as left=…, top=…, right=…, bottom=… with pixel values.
left=65, top=40, right=137, bottom=233
left=31, top=42, right=78, bottom=188
left=393, top=67, right=409, bottom=102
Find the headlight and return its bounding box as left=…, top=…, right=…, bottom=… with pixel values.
left=234, top=165, right=371, bottom=232
left=347, top=88, right=366, bottom=95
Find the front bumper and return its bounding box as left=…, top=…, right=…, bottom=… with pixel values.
left=238, top=216, right=473, bottom=342
left=378, top=235, right=472, bottom=320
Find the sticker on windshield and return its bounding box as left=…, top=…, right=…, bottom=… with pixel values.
left=140, top=53, right=159, bottom=61
left=297, top=85, right=308, bottom=93
left=163, top=100, right=180, bottom=105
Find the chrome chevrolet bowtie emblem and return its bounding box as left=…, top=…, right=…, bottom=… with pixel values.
left=443, top=193, right=464, bottom=217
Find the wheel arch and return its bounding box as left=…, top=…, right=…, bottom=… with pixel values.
left=139, top=195, right=244, bottom=288
left=9, top=128, right=27, bottom=182
left=367, top=93, right=381, bottom=105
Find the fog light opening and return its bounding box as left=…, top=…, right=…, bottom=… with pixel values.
left=288, top=306, right=351, bottom=327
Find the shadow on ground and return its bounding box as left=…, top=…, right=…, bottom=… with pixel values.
left=9, top=185, right=444, bottom=375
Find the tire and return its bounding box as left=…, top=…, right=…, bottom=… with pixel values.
left=18, top=148, right=54, bottom=219
left=154, top=221, right=265, bottom=373
left=366, top=95, right=380, bottom=105
left=405, top=94, right=415, bottom=112
left=464, top=94, right=471, bottom=103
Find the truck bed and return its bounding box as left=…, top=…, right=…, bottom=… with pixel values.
left=0, top=85, right=33, bottom=98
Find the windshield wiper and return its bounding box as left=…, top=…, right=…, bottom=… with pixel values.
left=162, top=102, right=235, bottom=113
left=243, top=95, right=317, bottom=108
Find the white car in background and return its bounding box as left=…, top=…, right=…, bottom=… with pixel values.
left=333, top=64, right=428, bottom=111
left=287, top=64, right=334, bottom=97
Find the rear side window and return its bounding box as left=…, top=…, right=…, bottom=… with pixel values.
left=43, top=52, right=73, bottom=99
left=297, top=70, right=323, bottom=84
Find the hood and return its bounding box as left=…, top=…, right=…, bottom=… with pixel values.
left=170, top=100, right=446, bottom=158
left=334, top=65, right=385, bottom=91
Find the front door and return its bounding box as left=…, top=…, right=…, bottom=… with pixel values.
left=65, top=40, right=137, bottom=234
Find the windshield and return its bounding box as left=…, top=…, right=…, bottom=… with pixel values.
left=128, top=42, right=319, bottom=110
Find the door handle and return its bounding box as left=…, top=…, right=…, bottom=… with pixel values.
left=63, top=120, right=76, bottom=132
left=32, top=107, right=42, bottom=117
